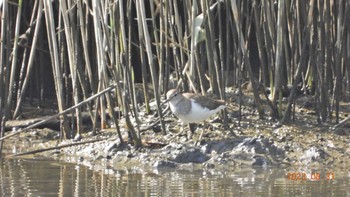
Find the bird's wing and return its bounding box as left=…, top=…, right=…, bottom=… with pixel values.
left=183, top=93, right=225, bottom=110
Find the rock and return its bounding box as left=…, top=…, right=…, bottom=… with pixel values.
left=201, top=139, right=241, bottom=154
left=300, top=146, right=329, bottom=164
left=171, top=147, right=209, bottom=163
left=153, top=160, right=178, bottom=168
left=252, top=156, right=269, bottom=167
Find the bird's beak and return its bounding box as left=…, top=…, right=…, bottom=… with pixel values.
left=161, top=88, right=179, bottom=106
left=161, top=97, right=171, bottom=106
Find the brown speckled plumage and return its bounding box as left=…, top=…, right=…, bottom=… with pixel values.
left=166, top=89, right=226, bottom=123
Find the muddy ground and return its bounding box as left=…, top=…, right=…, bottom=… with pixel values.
left=2, top=88, right=350, bottom=172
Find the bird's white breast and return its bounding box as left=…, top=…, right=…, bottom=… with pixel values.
left=172, top=99, right=226, bottom=124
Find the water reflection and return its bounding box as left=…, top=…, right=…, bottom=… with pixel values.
left=0, top=157, right=349, bottom=196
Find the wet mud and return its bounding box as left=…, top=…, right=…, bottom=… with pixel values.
left=2, top=91, right=350, bottom=171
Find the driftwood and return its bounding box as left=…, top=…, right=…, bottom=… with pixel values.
left=0, top=84, right=117, bottom=142
left=7, top=137, right=109, bottom=157
left=5, top=112, right=92, bottom=131
left=6, top=137, right=167, bottom=158
left=5, top=117, right=60, bottom=131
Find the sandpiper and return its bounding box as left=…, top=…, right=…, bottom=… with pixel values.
left=165, top=89, right=227, bottom=140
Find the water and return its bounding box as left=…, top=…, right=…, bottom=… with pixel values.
left=0, top=157, right=349, bottom=196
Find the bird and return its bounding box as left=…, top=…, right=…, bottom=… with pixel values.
left=165, top=89, right=227, bottom=141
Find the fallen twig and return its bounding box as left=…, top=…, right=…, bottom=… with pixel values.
left=332, top=116, right=350, bottom=130
left=140, top=107, right=171, bottom=133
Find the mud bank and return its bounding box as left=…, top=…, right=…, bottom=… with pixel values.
left=2, top=93, right=350, bottom=171
left=3, top=117, right=350, bottom=172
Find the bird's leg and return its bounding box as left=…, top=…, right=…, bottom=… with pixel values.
left=171, top=123, right=194, bottom=140
left=196, top=121, right=207, bottom=146
left=180, top=122, right=185, bottom=135
left=188, top=123, right=196, bottom=139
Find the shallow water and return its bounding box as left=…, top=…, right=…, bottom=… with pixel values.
left=0, top=156, right=349, bottom=196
